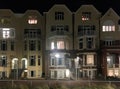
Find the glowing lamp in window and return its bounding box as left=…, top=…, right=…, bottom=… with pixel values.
left=28, top=19, right=37, bottom=24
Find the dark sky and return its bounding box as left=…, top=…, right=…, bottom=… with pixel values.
left=0, top=0, right=120, bottom=14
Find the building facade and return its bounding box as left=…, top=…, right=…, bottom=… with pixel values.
left=0, top=4, right=119, bottom=80
left=74, top=5, right=101, bottom=79
left=100, top=8, right=120, bottom=79
left=0, top=9, right=44, bottom=79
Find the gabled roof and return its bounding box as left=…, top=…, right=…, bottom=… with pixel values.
left=46, top=4, right=72, bottom=14
left=75, top=5, right=101, bottom=15
left=101, top=8, right=120, bottom=20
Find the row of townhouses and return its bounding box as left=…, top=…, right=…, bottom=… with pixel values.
left=0, top=4, right=119, bottom=80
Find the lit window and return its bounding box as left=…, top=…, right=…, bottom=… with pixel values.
left=108, top=70, right=113, bottom=76
left=87, top=54, right=94, bottom=65
left=28, top=16, right=37, bottom=24
left=1, top=28, right=15, bottom=39
left=102, top=26, right=115, bottom=32
left=82, top=12, right=91, bottom=21
left=57, top=41, right=64, bottom=49
left=115, top=70, right=119, bottom=76
left=3, top=28, right=10, bottom=38
left=51, top=42, right=55, bottom=49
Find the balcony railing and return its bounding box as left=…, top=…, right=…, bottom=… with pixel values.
left=48, top=31, right=71, bottom=37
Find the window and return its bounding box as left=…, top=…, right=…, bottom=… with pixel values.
left=114, top=69, right=119, bottom=76
left=0, top=56, right=7, bottom=67
left=82, top=12, right=91, bottom=21
left=29, top=40, right=36, bottom=51
left=1, top=40, right=7, bottom=51
left=38, top=56, right=41, bottom=65
left=2, top=28, right=15, bottom=39
left=51, top=42, right=55, bottom=49
left=28, top=16, right=37, bottom=24
left=24, top=40, right=27, bottom=51
left=55, top=12, right=64, bottom=20
left=30, top=70, right=36, bottom=77
left=10, top=40, right=14, bottom=51
left=102, top=26, right=115, bottom=32
left=29, top=56, right=36, bottom=66
left=57, top=58, right=63, bottom=65
left=87, top=54, right=94, bottom=65
left=107, top=55, right=114, bottom=68
left=51, top=25, right=69, bottom=32
left=24, top=29, right=41, bottom=38
left=102, top=20, right=115, bottom=32
left=38, top=40, right=41, bottom=51
left=51, top=57, right=55, bottom=66
left=57, top=41, right=64, bottom=49
left=103, top=40, right=113, bottom=46
left=79, top=38, right=83, bottom=49
left=51, top=70, right=55, bottom=78
left=108, top=70, right=114, bottom=76
left=78, top=25, right=95, bottom=36
left=86, top=37, right=94, bottom=49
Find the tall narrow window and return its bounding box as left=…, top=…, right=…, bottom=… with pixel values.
left=38, top=56, right=41, bottom=65
left=79, top=38, right=83, bottom=49
left=0, top=56, right=7, bottom=67
left=86, top=37, right=94, bottom=49
left=51, top=58, right=55, bottom=66
left=30, top=70, right=36, bottom=77
left=38, top=40, right=41, bottom=51
left=1, top=40, right=7, bottom=51
left=51, top=42, right=55, bottom=49
left=10, top=40, right=14, bottom=51
left=29, top=56, right=36, bottom=66
left=29, top=40, right=36, bottom=51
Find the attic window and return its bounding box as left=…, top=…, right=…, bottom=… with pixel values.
left=82, top=12, right=91, bottom=21
left=28, top=16, right=37, bottom=24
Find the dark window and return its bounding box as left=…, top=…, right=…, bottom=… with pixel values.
left=24, top=40, right=27, bottom=51
left=29, top=56, right=36, bottom=66
left=10, top=40, right=14, bottom=51
left=55, top=12, right=64, bottom=20
left=29, top=40, right=36, bottom=51
left=38, top=40, right=41, bottom=51
left=1, top=40, right=7, bottom=51
left=38, top=56, right=41, bottom=65
left=79, top=38, right=83, bottom=49
left=86, top=37, right=93, bottom=49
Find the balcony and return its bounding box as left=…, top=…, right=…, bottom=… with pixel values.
left=48, top=30, right=71, bottom=37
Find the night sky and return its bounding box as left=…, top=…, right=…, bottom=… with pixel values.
left=0, top=0, right=120, bottom=14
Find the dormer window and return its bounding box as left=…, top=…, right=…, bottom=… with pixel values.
left=28, top=16, right=37, bottom=24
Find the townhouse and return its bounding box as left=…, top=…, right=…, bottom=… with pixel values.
left=0, top=4, right=119, bottom=80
